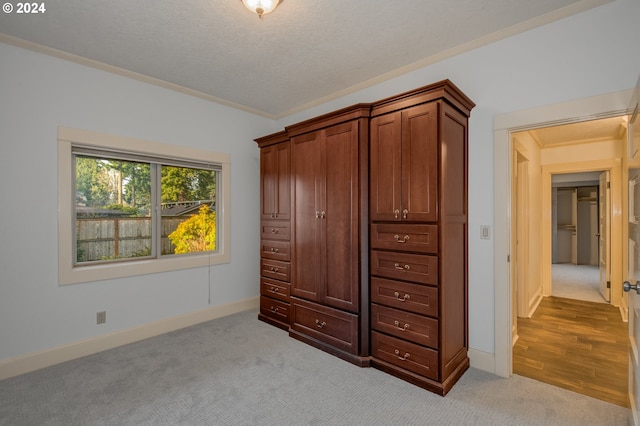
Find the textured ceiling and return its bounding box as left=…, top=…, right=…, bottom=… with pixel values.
left=0, top=0, right=612, bottom=117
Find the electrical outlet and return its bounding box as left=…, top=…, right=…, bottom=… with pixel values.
left=96, top=311, right=106, bottom=324
left=480, top=225, right=490, bottom=240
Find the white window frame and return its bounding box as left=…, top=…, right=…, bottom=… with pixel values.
left=58, top=127, right=231, bottom=285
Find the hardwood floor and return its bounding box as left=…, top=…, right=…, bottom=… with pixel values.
left=513, top=296, right=629, bottom=407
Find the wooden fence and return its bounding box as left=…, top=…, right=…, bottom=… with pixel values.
left=76, top=217, right=184, bottom=262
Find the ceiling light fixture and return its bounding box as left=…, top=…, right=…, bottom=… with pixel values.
left=241, top=0, right=281, bottom=19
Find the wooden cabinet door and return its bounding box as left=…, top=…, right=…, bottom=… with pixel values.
left=323, top=121, right=359, bottom=313
left=291, top=132, right=322, bottom=302
left=401, top=102, right=438, bottom=222
left=291, top=121, right=361, bottom=313
left=260, top=142, right=290, bottom=221
left=370, top=111, right=402, bottom=221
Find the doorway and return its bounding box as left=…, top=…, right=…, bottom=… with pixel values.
left=492, top=89, right=635, bottom=381
left=551, top=172, right=609, bottom=304
left=509, top=120, right=627, bottom=403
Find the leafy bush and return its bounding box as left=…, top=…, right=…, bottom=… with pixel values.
left=168, top=205, right=216, bottom=254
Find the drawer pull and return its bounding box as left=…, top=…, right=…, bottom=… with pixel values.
left=394, top=263, right=410, bottom=271
left=394, top=349, right=410, bottom=361
left=270, top=247, right=279, bottom=253
left=270, top=266, right=279, bottom=273
left=393, top=291, right=410, bottom=302
left=393, top=320, right=410, bottom=331
left=271, top=228, right=279, bottom=234
left=270, top=286, right=279, bottom=293
left=315, top=319, right=326, bottom=328
left=394, top=234, right=410, bottom=243
left=271, top=213, right=275, bottom=218
left=270, top=306, right=279, bottom=313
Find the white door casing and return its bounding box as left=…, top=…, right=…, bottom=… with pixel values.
left=600, top=171, right=611, bottom=302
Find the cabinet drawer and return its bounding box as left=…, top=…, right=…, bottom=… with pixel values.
left=291, top=298, right=358, bottom=354
left=260, top=296, right=290, bottom=324
left=261, top=240, right=291, bottom=261
left=260, top=277, right=290, bottom=302
left=371, top=304, right=438, bottom=349
left=371, top=224, right=438, bottom=254
left=372, top=331, right=438, bottom=380
left=261, top=259, right=291, bottom=282
left=261, top=221, right=290, bottom=241
left=371, top=277, right=438, bottom=317
left=371, top=250, right=438, bottom=285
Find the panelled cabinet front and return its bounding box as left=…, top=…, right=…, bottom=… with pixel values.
left=370, top=103, right=438, bottom=223
left=255, top=80, right=473, bottom=394
left=369, top=82, right=474, bottom=396
left=256, top=131, right=292, bottom=330
left=288, top=110, right=369, bottom=366
left=291, top=121, right=360, bottom=312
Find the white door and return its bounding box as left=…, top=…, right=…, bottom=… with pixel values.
left=624, top=74, right=640, bottom=425
left=600, top=171, right=611, bottom=302
left=626, top=171, right=640, bottom=424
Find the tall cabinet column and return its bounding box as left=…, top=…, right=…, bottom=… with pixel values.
left=257, top=131, right=292, bottom=330
left=369, top=80, right=474, bottom=395
left=286, top=105, right=370, bottom=366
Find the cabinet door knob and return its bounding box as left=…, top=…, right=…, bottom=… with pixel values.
left=402, top=209, right=409, bottom=219
left=394, top=209, right=400, bottom=219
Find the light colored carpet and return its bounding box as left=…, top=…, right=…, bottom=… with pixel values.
left=0, top=309, right=629, bottom=425
left=552, top=263, right=607, bottom=304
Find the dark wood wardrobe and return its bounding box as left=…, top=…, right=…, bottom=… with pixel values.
left=255, top=80, right=474, bottom=395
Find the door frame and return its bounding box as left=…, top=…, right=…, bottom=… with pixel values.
left=493, top=88, right=634, bottom=378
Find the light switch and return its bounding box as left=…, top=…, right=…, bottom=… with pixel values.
left=480, top=225, right=490, bottom=240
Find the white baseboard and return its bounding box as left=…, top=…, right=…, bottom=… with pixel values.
left=0, top=297, right=259, bottom=381
left=469, top=348, right=495, bottom=375
left=527, top=292, right=543, bottom=318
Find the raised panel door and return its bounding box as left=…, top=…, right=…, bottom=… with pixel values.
left=401, top=103, right=438, bottom=222
left=370, top=112, right=402, bottom=221
left=260, top=142, right=290, bottom=221
left=291, top=132, right=322, bottom=302
left=324, top=121, right=360, bottom=312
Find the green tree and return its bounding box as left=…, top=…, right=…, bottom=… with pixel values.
left=161, top=166, right=215, bottom=203
left=75, top=156, right=111, bottom=206
left=168, top=205, right=216, bottom=253
left=104, top=160, right=151, bottom=212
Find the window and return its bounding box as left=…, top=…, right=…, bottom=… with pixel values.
left=58, top=127, right=230, bottom=285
